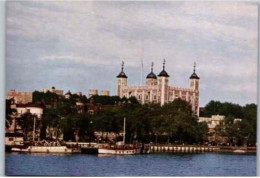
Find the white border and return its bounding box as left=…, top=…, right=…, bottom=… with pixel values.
left=0, top=0, right=5, bottom=177
left=0, top=0, right=259, bottom=177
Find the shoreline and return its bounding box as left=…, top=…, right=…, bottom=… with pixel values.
left=5, top=143, right=257, bottom=154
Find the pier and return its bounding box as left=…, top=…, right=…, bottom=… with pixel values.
left=150, top=144, right=217, bottom=153
left=149, top=144, right=256, bottom=153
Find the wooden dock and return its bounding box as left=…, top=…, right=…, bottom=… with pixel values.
left=150, top=145, right=218, bottom=153
left=149, top=144, right=256, bottom=153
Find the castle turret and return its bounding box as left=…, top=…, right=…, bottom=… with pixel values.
left=116, top=61, right=128, bottom=98
left=158, top=59, right=169, bottom=106
left=189, top=62, right=200, bottom=91
left=146, top=62, right=157, bottom=86
left=189, top=62, right=200, bottom=116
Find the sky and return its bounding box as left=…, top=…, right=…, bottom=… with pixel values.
left=6, top=1, right=258, bottom=107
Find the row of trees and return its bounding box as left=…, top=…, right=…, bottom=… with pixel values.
left=10, top=92, right=208, bottom=144
left=7, top=92, right=257, bottom=146
left=91, top=99, right=208, bottom=144
left=203, top=101, right=257, bottom=146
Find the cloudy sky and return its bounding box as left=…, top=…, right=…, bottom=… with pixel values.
left=6, top=1, right=258, bottom=106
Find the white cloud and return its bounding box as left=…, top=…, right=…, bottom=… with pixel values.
left=6, top=1, right=258, bottom=106
left=40, top=55, right=113, bottom=66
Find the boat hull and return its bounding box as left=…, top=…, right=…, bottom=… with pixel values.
left=11, top=146, right=72, bottom=153
left=233, top=149, right=246, bottom=153
left=98, top=148, right=140, bottom=155
left=81, top=147, right=99, bottom=154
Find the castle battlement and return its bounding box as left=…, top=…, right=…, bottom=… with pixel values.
left=122, top=85, right=158, bottom=90
left=116, top=61, right=200, bottom=116
left=170, top=87, right=193, bottom=92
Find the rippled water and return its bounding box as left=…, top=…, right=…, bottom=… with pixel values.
left=5, top=153, right=256, bottom=176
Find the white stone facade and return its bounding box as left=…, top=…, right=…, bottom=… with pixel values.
left=116, top=61, right=200, bottom=116
left=100, top=90, right=110, bottom=96
left=16, top=103, right=44, bottom=119
left=199, top=115, right=242, bottom=129
left=6, top=90, right=33, bottom=104
left=89, top=89, right=98, bottom=98
left=198, top=115, right=225, bottom=129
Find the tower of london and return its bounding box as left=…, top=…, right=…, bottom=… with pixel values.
left=116, top=60, right=200, bottom=116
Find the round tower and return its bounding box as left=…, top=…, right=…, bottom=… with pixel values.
left=146, top=62, right=157, bottom=86
left=116, top=61, right=128, bottom=98
left=158, top=59, right=169, bottom=106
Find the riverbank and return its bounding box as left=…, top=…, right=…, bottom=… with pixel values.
left=6, top=142, right=257, bottom=154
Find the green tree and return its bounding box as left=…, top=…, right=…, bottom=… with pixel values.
left=33, top=91, right=59, bottom=104
left=5, top=99, right=16, bottom=129
left=16, top=112, right=39, bottom=140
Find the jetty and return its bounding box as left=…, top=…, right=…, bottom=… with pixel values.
left=149, top=144, right=256, bottom=154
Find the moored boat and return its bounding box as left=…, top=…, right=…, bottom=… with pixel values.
left=11, top=145, right=72, bottom=153
left=10, top=140, right=73, bottom=153
left=97, top=117, right=141, bottom=155
left=98, top=142, right=141, bottom=155
left=233, top=149, right=246, bottom=153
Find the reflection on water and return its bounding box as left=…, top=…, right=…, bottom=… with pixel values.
left=5, top=152, right=256, bottom=176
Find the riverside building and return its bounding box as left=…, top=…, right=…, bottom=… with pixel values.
left=6, top=90, right=33, bottom=104
left=116, top=60, right=200, bottom=116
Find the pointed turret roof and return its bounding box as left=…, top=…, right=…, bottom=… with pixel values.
left=190, top=62, right=200, bottom=79
left=146, top=62, right=157, bottom=79
left=117, top=61, right=128, bottom=78
left=158, top=59, right=169, bottom=77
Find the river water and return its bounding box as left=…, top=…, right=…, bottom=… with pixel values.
left=5, top=153, right=256, bottom=176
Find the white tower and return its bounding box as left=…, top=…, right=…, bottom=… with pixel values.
left=157, top=59, right=169, bottom=106
left=116, top=61, right=128, bottom=98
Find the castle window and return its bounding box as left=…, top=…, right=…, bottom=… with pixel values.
left=139, top=95, right=141, bottom=100
left=146, top=95, right=149, bottom=100
left=153, top=95, right=156, bottom=100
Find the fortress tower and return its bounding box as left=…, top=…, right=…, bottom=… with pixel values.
left=157, top=59, right=169, bottom=106
left=116, top=60, right=200, bottom=116
left=116, top=61, right=128, bottom=98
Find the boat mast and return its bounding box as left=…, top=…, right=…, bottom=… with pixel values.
left=33, top=115, right=36, bottom=142
left=123, top=117, right=126, bottom=144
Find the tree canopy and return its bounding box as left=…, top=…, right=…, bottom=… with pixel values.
left=204, top=100, right=257, bottom=146
left=9, top=93, right=256, bottom=146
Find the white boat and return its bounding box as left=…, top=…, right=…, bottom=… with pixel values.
left=98, top=147, right=139, bottom=155
left=98, top=142, right=141, bottom=155
left=98, top=117, right=141, bottom=155
left=11, top=146, right=72, bottom=153
left=233, top=149, right=246, bottom=153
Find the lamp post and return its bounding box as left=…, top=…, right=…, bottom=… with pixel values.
left=32, top=115, right=36, bottom=142
left=89, top=120, right=93, bottom=145
left=123, top=117, right=126, bottom=144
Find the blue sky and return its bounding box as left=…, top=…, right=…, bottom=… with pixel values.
left=6, top=1, right=258, bottom=106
